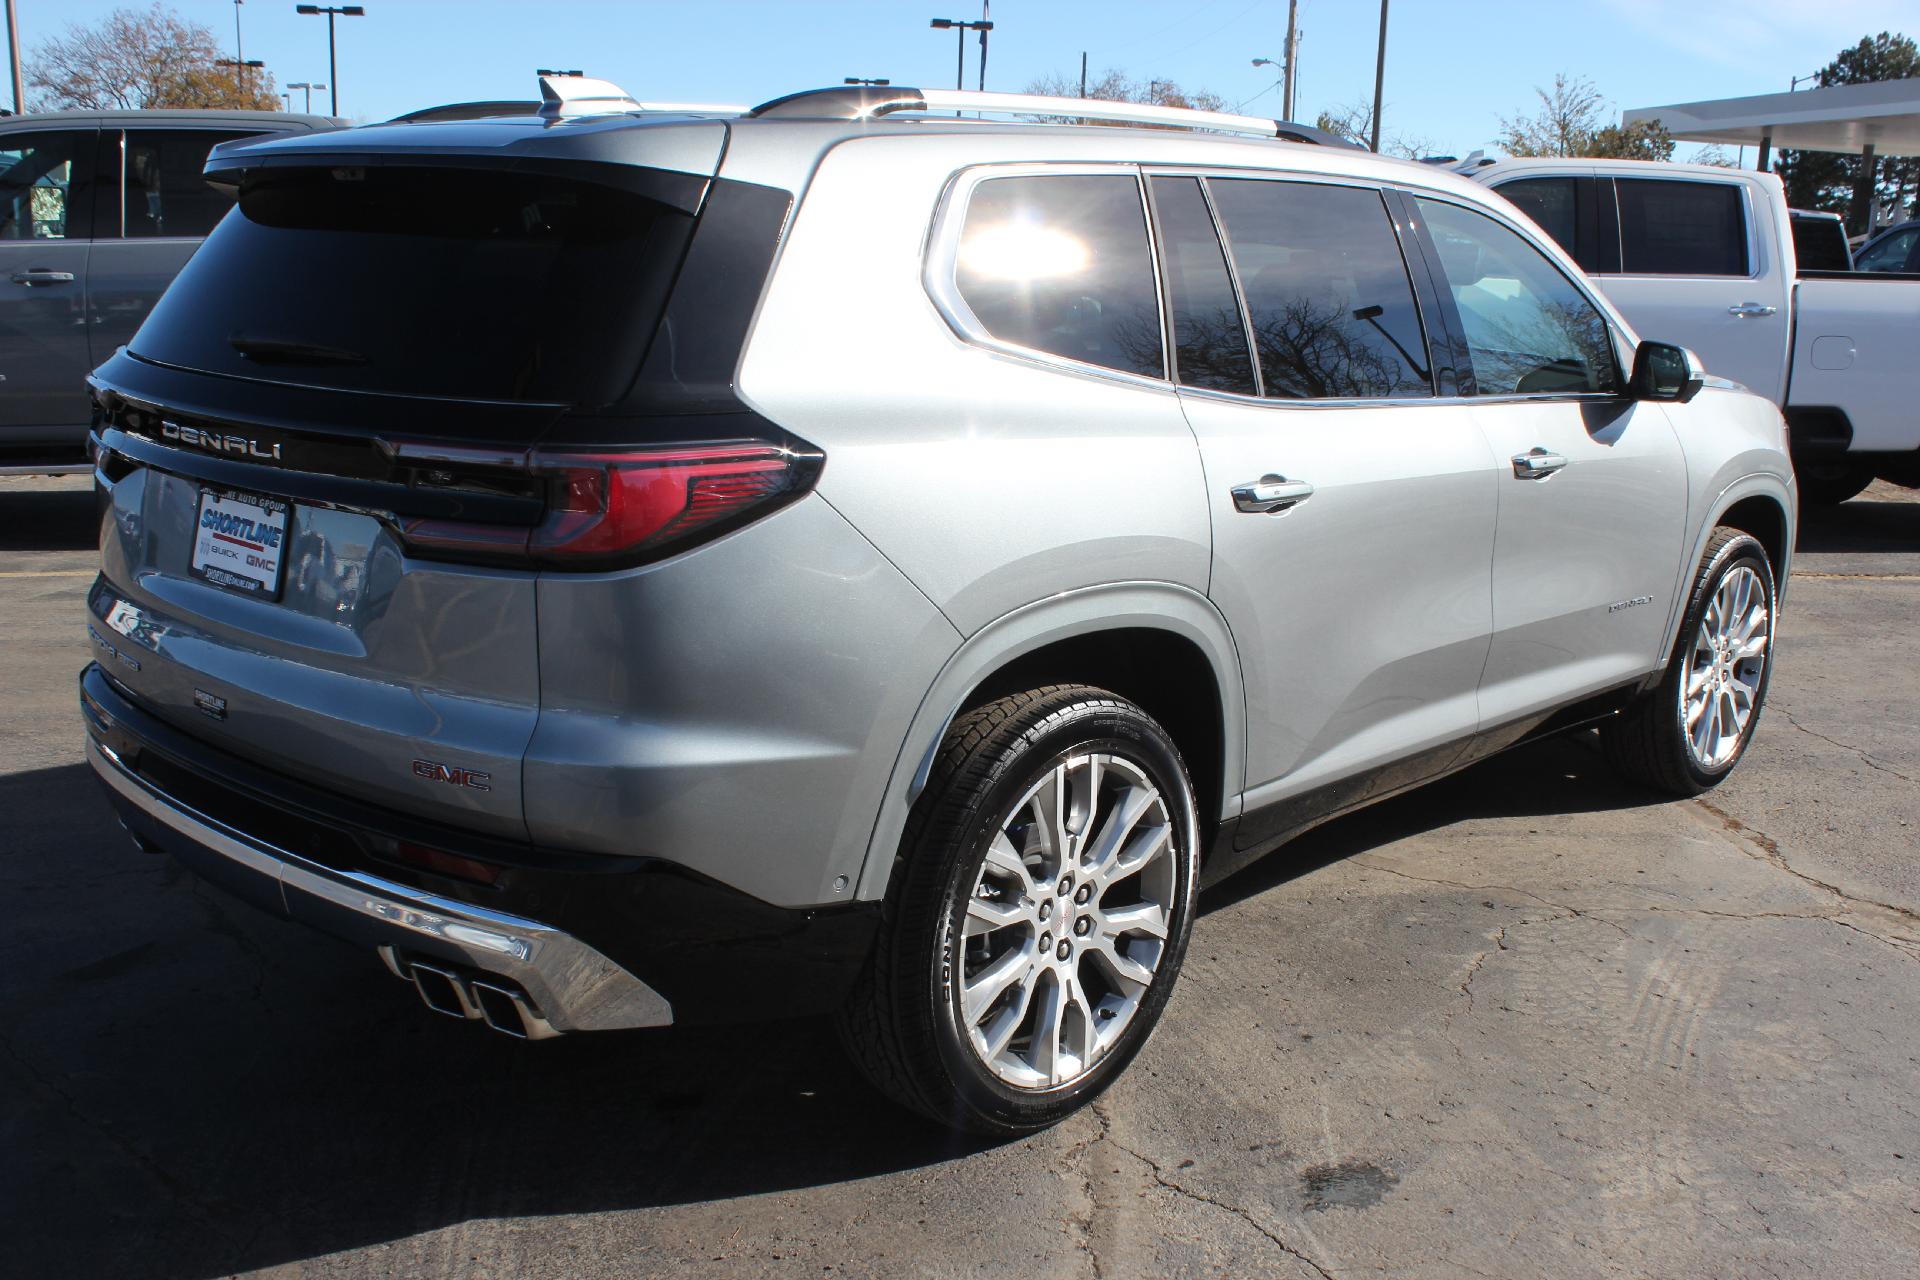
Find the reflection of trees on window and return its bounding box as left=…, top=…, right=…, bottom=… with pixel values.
left=1206, top=178, right=1432, bottom=402
left=1417, top=198, right=1620, bottom=397
left=1170, top=303, right=1256, bottom=393
left=1249, top=290, right=1428, bottom=399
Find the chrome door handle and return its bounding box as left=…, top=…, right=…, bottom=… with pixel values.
left=10, top=269, right=76, bottom=285
left=1511, top=448, right=1568, bottom=479
left=1231, top=474, right=1315, bottom=514
left=1727, top=302, right=1776, bottom=318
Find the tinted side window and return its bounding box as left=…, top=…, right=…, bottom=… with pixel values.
left=1497, top=177, right=1579, bottom=260
left=1416, top=198, right=1620, bottom=396
left=1855, top=227, right=1917, bottom=273
left=954, top=174, right=1163, bottom=378
left=1207, top=178, right=1430, bottom=399
left=0, top=130, right=94, bottom=240
left=1149, top=176, right=1256, bottom=396
left=1789, top=215, right=1851, bottom=272
left=1617, top=178, right=1748, bottom=276
left=123, top=129, right=260, bottom=239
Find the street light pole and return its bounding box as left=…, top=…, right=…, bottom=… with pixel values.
left=3, top=0, right=23, bottom=116
left=929, top=16, right=993, bottom=95
left=1369, top=0, right=1389, bottom=153
left=296, top=5, right=366, bottom=117
left=977, top=1, right=990, bottom=92
left=218, top=57, right=265, bottom=103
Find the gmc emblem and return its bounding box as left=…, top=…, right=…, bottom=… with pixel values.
left=411, top=759, right=492, bottom=792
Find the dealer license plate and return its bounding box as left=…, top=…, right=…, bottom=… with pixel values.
left=190, top=488, right=290, bottom=600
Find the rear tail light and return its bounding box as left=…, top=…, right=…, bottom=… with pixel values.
left=397, top=440, right=821, bottom=567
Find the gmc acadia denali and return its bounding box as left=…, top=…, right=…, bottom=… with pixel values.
left=80, top=77, right=1795, bottom=1135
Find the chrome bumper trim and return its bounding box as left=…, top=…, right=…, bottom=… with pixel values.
left=87, top=736, right=673, bottom=1032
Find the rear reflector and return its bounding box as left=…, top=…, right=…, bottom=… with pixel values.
left=396, top=439, right=821, bottom=567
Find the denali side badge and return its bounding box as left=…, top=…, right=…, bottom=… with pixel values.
left=412, top=759, right=492, bottom=792
left=192, top=689, right=227, bottom=720
left=1608, top=595, right=1654, bottom=614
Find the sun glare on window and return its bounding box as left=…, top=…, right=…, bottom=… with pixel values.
left=959, top=222, right=1091, bottom=281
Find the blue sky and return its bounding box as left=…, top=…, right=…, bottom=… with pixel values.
left=18, top=0, right=1916, bottom=159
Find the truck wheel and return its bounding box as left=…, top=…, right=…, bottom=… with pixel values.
left=838, top=686, right=1201, bottom=1135
left=1794, top=459, right=1872, bottom=505
left=1601, top=528, right=1776, bottom=795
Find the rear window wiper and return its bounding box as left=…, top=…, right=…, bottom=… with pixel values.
left=229, top=335, right=367, bottom=366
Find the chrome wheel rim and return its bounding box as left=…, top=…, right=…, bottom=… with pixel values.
left=1681, top=563, right=1770, bottom=771
left=956, top=753, right=1178, bottom=1090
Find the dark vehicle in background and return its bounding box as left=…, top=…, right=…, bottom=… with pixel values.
left=1789, top=209, right=1852, bottom=272
left=1854, top=220, right=1920, bottom=274
left=0, top=109, right=337, bottom=475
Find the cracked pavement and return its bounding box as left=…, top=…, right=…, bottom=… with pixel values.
left=3, top=476, right=1917, bottom=1279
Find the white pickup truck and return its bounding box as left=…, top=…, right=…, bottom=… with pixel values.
left=1470, top=158, right=1920, bottom=502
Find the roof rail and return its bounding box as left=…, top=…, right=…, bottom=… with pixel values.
left=748, top=85, right=1363, bottom=148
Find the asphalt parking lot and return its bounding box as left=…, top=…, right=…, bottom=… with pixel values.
left=3, top=473, right=1916, bottom=1279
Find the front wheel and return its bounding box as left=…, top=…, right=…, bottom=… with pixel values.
left=838, top=686, right=1201, bottom=1135
left=1602, top=527, right=1776, bottom=795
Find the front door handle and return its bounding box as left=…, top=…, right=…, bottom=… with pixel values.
left=1231, top=474, right=1315, bottom=514
left=10, top=269, right=76, bottom=285
left=1727, top=302, right=1776, bottom=318
left=1511, top=448, right=1568, bottom=479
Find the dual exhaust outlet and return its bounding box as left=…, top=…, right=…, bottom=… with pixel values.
left=379, top=946, right=560, bottom=1040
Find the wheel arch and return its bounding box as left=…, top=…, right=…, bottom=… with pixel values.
left=1661, top=476, right=1795, bottom=660
left=853, top=582, right=1247, bottom=902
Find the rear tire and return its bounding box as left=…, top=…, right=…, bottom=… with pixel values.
left=837, top=685, right=1201, bottom=1136
left=1601, top=528, right=1776, bottom=796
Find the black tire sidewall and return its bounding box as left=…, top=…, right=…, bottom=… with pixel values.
left=921, top=700, right=1200, bottom=1133
left=1666, top=534, right=1776, bottom=788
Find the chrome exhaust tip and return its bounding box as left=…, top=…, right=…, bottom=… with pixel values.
left=471, top=979, right=561, bottom=1041
left=409, top=961, right=482, bottom=1021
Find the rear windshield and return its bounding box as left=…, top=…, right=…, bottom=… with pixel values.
left=130, top=165, right=689, bottom=404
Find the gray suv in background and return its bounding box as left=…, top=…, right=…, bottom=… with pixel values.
left=0, top=109, right=336, bottom=474
left=80, top=78, right=1795, bottom=1136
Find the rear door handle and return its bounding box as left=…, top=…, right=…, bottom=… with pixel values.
left=1231, top=474, right=1315, bottom=513
left=1511, top=448, right=1568, bottom=479
left=10, top=269, right=76, bottom=285
left=1727, top=302, right=1776, bottom=318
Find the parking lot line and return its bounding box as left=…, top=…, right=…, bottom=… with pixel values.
left=0, top=569, right=95, bottom=578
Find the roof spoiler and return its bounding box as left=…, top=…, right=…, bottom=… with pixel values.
left=748, top=85, right=1363, bottom=147
left=536, top=71, right=745, bottom=119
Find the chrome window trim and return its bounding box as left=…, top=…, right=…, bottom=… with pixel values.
left=1602, top=173, right=1761, bottom=281
left=924, top=160, right=1175, bottom=392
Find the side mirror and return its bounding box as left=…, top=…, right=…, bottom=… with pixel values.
left=1629, top=341, right=1705, bottom=403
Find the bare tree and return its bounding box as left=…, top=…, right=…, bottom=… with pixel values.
left=1024, top=69, right=1228, bottom=121
left=1495, top=73, right=1672, bottom=161
left=1313, top=101, right=1436, bottom=159
left=28, top=3, right=279, bottom=112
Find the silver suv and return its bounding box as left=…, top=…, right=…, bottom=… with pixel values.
left=80, top=78, right=1795, bottom=1136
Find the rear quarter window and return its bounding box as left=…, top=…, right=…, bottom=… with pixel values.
left=951, top=173, right=1165, bottom=379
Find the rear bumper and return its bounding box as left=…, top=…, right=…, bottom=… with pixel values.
left=88, top=731, right=674, bottom=1035
left=80, top=664, right=880, bottom=1030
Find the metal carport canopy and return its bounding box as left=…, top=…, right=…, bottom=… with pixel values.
left=1623, top=77, right=1920, bottom=155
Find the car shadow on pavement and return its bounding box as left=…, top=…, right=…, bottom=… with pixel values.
left=1202, top=729, right=1646, bottom=915
left=4, top=733, right=1676, bottom=1280
left=0, top=483, right=97, bottom=552
left=1794, top=494, right=1918, bottom=555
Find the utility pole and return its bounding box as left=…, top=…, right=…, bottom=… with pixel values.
left=3, top=0, right=22, bottom=116
left=1369, top=0, right=1389, bottom=153
left=977, top=1, right=990, bottom=92
left=1079, top=51, right=1087, bottom=99
left=1281, top=0, right=1299, bottom=120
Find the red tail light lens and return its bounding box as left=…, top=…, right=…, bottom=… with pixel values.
left=529, top=444, right=804, bottom=560
left=395, top=439, right=820, bottom=567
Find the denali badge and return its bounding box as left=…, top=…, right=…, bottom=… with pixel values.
left=1608, top=595, right=1655, bottom=614
left=412, top=759, right=492, bottom=792
left=161, top=419, right=282, bottom=462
